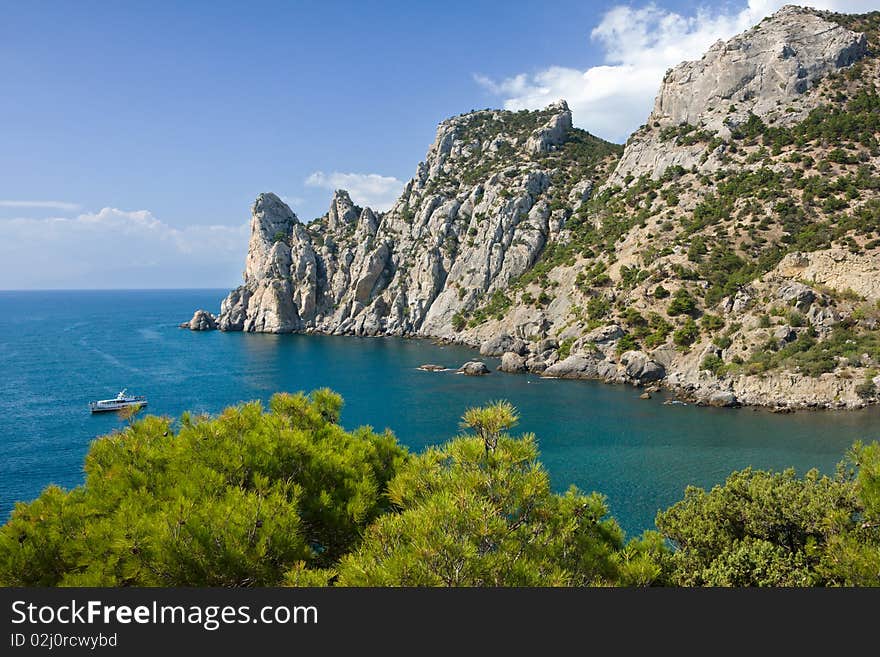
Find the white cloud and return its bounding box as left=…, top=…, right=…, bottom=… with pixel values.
left=475, top=1, right=879, bottom=143
left=0, top=200, right=80, bottom=210
left=305, top=171, right=404, bottom=212
left=0, top=207, right=248, bottom=289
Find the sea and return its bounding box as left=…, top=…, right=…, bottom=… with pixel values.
left=1, top=289, right=878, bottom=538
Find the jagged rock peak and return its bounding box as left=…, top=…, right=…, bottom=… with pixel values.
left=654, top=5, right=866, bottom=130
left=606, top=4, right=868, bottom=187
left=414, top=100, right=577, bottom=185
left=253, top=192, right=298, bottom=226
left=327, top=189, right=361, bottom=230
left=199, top=95, right=608, bottom=341
left=244, top=193, right=299, bottom=286
left=545, top=99, right=569, bottom=112
left=527, top=100, right=573, bottom=154
left=249, top=193, right=299, bottom=249
left=438, top=99, right=569, bottom=126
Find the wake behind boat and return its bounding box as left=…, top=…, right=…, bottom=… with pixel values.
left=89, top=389, right=147, bottom=413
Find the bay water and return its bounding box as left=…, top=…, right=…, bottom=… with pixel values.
left=1, top=289, right=877, bottom=537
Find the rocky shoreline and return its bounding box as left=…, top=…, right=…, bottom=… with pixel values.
left=183, top=310, right=875, bottom=411
left=449, top=331, right=875, bottom=412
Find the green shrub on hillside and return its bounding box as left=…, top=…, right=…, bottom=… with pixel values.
left=668, top=289, right=698, bottom=317
left=747, top=325, right=880, bottom=377
left=653, top=285, right=670, bottom=299
left=701, top=354, right=725, bottom=375
left=673, top=318, right=699, bottom=347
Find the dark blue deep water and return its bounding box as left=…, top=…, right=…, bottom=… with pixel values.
left=1, top=290, right=878, bottom=537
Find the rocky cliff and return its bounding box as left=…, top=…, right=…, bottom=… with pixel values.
left=606, top=5, right=868, bottom=188
left=208, top=100, right=619, bottom=337
left=191, top=6, right=880, bottom=410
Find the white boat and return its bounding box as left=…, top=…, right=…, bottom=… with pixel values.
left=89, top=389, right=147, bottom=413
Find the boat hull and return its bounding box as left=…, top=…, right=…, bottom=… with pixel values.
left=89, top=401, right=148, bottom=413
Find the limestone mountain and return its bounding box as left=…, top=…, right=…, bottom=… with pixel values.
left=606, top=5, right=868, bottom=187
left=212, top=100, right=619, bottom=336
left=190, top=6, right=880, bottom=410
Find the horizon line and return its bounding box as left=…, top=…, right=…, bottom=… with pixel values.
left=0, top=287, right=234, bottom=292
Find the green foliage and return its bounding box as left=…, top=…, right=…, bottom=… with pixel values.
left=673, top=318, right=699, bottom=347
left=700, top=314, right=725, bottom=332
left=697, top=243, right=754, bottom=306
left=713, top=334, right=733, bottom=350
left=656, top=454, right=880, bottom=586
left=624, top=308, right=647, bottom=329
left=729, top=112, right=768, bottom=141
left=5, top=388, right=880, bottom=588
left=469, top=290, right=513, bottom=326
left=747, top=325, right=880, bottom=378
left=0, top=391, right=407, bottom=586
left=653, top=285, right=670, bottom=299
left=552, top=127, right=624, bottom=182
left=700, top=354, right=724, bottom=375
left=620, top=265, right=647, bottom=290
left=826, top=441, right=880, bottom=585
left=667, top=288, right=698, bottom=317
left=855, top=380, right=876, bottom=399
left=451, top=312, right=466, bottom=332
left=460, top=400, right=519, bottom=456
left=587, top=295, right=611, bottom=320
left=791, top=87, right=880, bottom=148
left=336, top=418, right=638, bottom=586
left=644, top=313, right=672, bottom=348
left=400, top=204, right=415, bottom=223
left=659, top=123, right=714, bottom=145
left=557, top=337, right=575, bottom=360
left=616, top=334, right=640, bottom=355
left=687, top=237, right=707, bottom=263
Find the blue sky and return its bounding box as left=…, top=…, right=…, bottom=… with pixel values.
left=1, top=0, right=876, bottom=288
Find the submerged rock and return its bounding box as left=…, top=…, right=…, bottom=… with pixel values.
left=459, top=361, right=490, bottom=376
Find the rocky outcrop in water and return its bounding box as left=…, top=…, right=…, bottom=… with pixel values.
left=459, top=361, right=490, bottom=376
left=183, top=309, right=218, bottom=331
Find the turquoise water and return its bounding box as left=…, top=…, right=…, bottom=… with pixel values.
left=1, top=289, right=878, bottom=537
